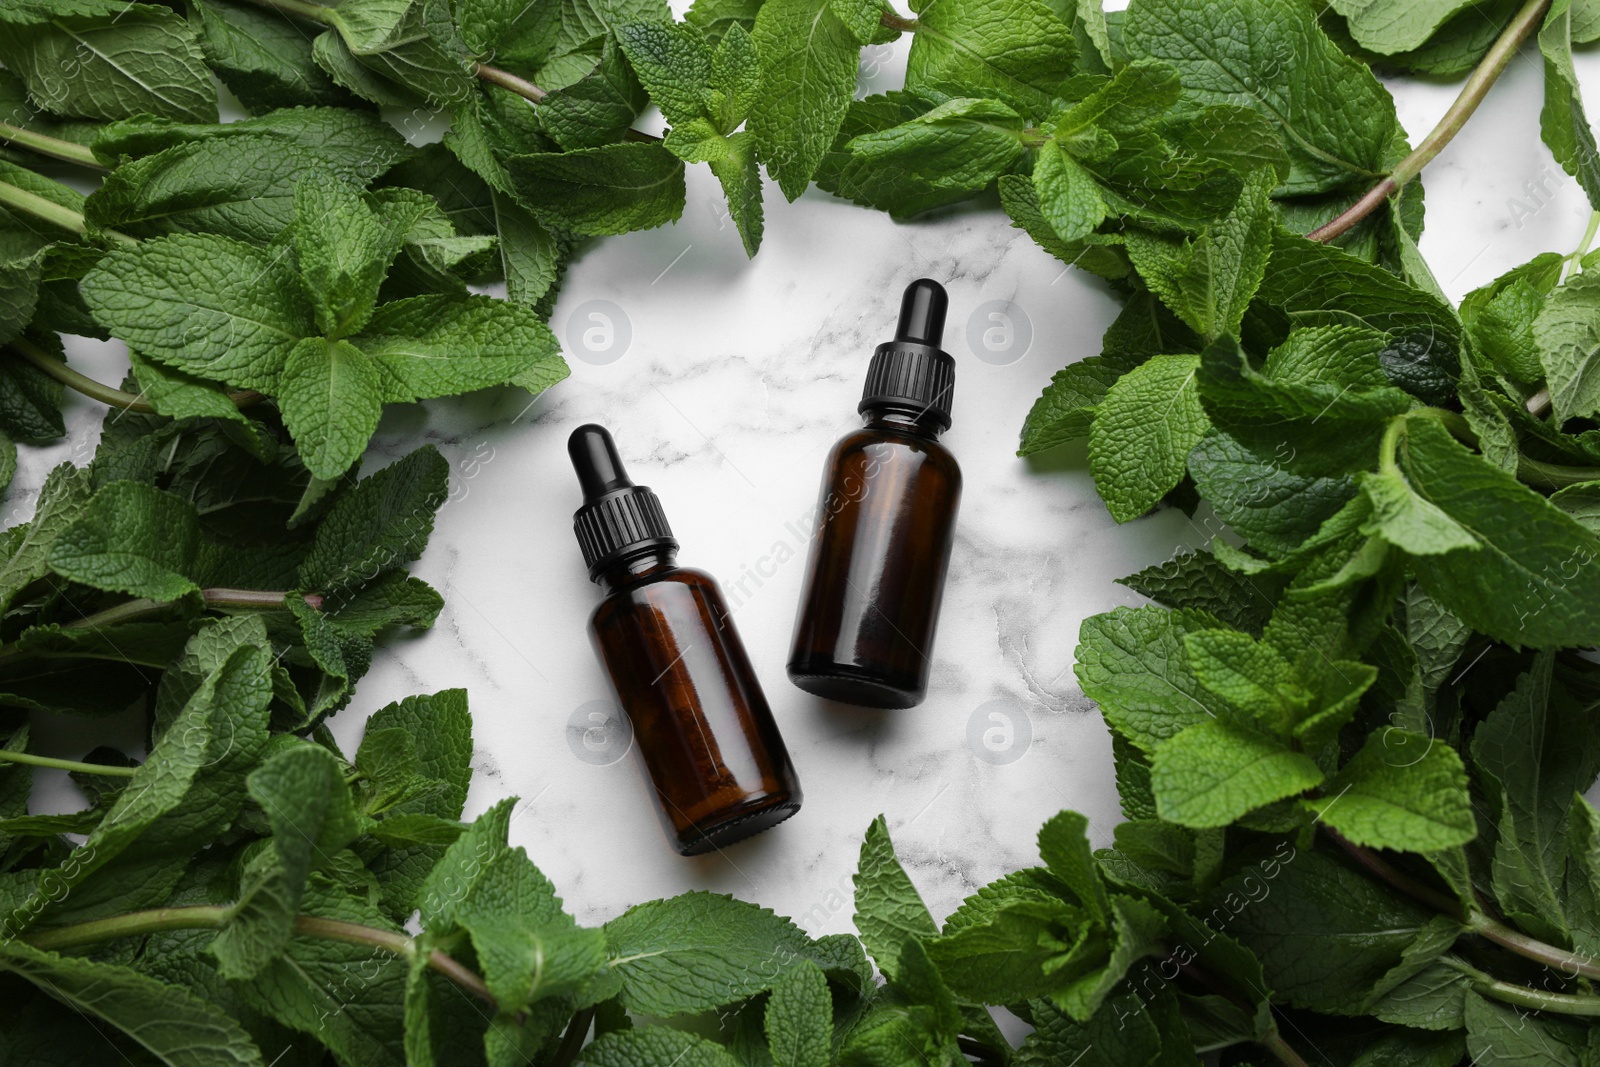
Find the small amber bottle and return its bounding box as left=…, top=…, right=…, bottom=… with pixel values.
left=788, top=279, right=962, bottom=709
left=568, top=424, right=802, bottom=855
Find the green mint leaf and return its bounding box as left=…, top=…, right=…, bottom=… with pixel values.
left=1088, top=353, right=1210, bottom=523
left=997, top=173, right=1129, bottom=279
left=1533, top=269, right=1600, bottom=423
left=1164, top=103, right=1291, bottom=183
left=1566, top=794, right=1600, bottom=956
left=1305, top=730, right=1475, bottom=852
left=535, top=39, right=648, bottom=150
left=1017, top=994, right=1168, bottom=1067
left=1189, top=431, right=1358, bottom=557
left=618, top=20, right=714, bottom=129
left=82, top=232, right=310, bottom=392
left=1540, top=0, right=1600, bottom=212
left=1037, top=810, right=1112, bottom=920
left=585, top=1028, right=743, bottom=1067
left=1150, top=718, right=1323, bottom=828
left=1465, top=991, right=1591, bottom=1067
left=1125, top=168, right=1274, bottom=340
left=1399, top=417, right=1600, bottom=647
left=277, top=336, right=384, bottom=480
left=297, top=445, right=448, bottom=592
left=710, top=22, right=761, bottom=130
left=1465, top=268, right=1558, bottom=388
left=0, top=7, right=217, bottom=123
left=92, top=106, right=412, bottom=181
left=49, top=481, right=200, bottom=600
left=0, top=251, right=42, bottom=349
left=0, top=941, right=265, bottom=1067
left=852, top=813, right=938, bottom=981
left=686, top=0, right=762, bottom=42
left=189, top=0, right=349, bottom=112
left=1329, top=0, right=1478, bottom=54
left=1359, top=467, right=1480, bottom=556
left=506, top=142, right=686, bottom=235
left=1124, top=0, right=1400, bottom=195
left=324, top=0, right=475, bottom=105
left=312, top=25, right=419, bottom=106
left=707, top=131, right=765, bottom=255
left=292, top=173, right=406, bottom=340
left=1051, top=894, right=1166, bottom=1021
left=124, top=351, right=247, bottom=427
left=1182, top=628, right=1309, bottom=735
left=213, top=744, right=361, bottom=980
left=493, top=189, right=568, bottom=309
left=764, top=959, right=830, bottom=1067
left=455, top=0, right=560, bottom=62
left=1017, top=357, right=1120, bottom=455
left=1551, top=480, right=1600, bottom=535
left=829, top=0, right=884, bottom=43
left=924, top=889, right=1081, bottom=1003
left=1031, top=138, right=1107, bottom=242
left=905, top=0, right=1076, bottom=116
left=1075, top=605, right=1233, bottom=751
left=1219, top=850, right=1457, bottom=1014
left=1369, top=960, right=1471, bottom=1031
left=1473, top=653, right=1600, bottom=945
left=88, top=136, right=349, bottom=245
left=845, top=96, right=1026, bottom=208
left=352, top=292, right=565, bottom=401
left=603, top=890, right=841, bottom=1015
left=1117, top=550, right=1283, bottom=635
left=749, top=0, right=860, bottom=200
left=319, top=571, right=443, bottom=639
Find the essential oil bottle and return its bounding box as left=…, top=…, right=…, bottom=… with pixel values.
left=568, top=424, right=802, bottom=855
left=788, top=278, right=963, bottom=709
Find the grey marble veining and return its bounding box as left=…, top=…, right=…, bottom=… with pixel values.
left=23, top=28, right=1600, bottom=934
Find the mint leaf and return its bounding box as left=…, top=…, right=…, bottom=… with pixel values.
left=1031, top=138, right=1107, bottom=242
left=1017, top=357, right=1120, bottom=455
left=1124, top=0, right=1401, bottom=195
left=764, top=959, right=830, bottom=1067
left=585, top=1028, right=743, bottom=1067
left=535, top=40, right=648, bottom=150
left=291, top=173, right=405, bottom=339
left=1037, top=810, right=1111, bottom=921
left=618, top=19, right=714, bottom=129
left=297, top=445, right=448, bottom=592
left=1465, top=991, right=1590, bottom=1067
left=277, top=336, right=384, bottom=480
left=1307, top=731, right=1476, bottom=851
left=0, top=7, right=217, bottom=123
left=505, top=142, right=686, bottom=235
left=1125, top=167, right=1274, bottom=340
left=324, top=0, right=475, bottom=106
left=852, top=813, right=938, bottom=981
left=81, top=233, right=312, bottom=391
left=1183, top=628, right=1308, bottom=735
left=904, top=0, right=1076, bottom=117
left=354, top=294, right=565, bottom=403
left=1360, top=467, right=1480, bottom=555
left=189, top=0, right=348, bottom=112
left=1088, top=353, right=1210, bottom=523
left=1540, top=0, right=1600, bottom=211
left=749, top=0, right=860, bottom=200
left=1330, top=0, right=1478, bottom=53
left=1398, top=417, right=1600, bottom=647
left=1075, top=605, right=1232, bottom=751
left=707, top=131, right=765, bottom=255
left=1117, top=549, right=1282, bottom=634
left=0, top=941, right=264, bottom=1067
left=604, top=890, right=841, bottom=1014
left=847, top=97, right=1026, bottom=202
left=1533, top=269, right=1600, bottom=424
left=1189, top=430, right=1358, bottom=557
left=49, top=481, right=200, bottom=600
left=1150, top=719, right=1323, bottom=827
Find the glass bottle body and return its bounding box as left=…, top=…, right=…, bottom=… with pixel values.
left=589, top=551, right=801, bottom=855
left=788, top=410, right=962, bottom=708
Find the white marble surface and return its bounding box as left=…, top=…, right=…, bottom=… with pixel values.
left=23, top=24, right=1600, bottom=933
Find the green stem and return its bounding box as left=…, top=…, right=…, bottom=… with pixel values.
left=1307, top=0, right=1550, bottom=243
left=0, top=750, right=137, bottom=777
left=22, top=905, right=496, bottom=1007
left=8, top=336, right=264, bottom=413
left=0, top=179, right=135, bottom=247
left=1378, top=415, right=1407, bottom=476
left=1517, top=454, right=1600, bottom=488
left=243, top=0, right=333, bottom=20
left=1445, top=956, right=1600, bottom=1014
left=475, top=62, right=546, bottom=103
left=549, top=1006, right=597, bottom=1067
left=62, top=589, right=323, bottom=631
left=1259, top=1030, right=1313, bottom=1067
left=0, top=121, right=102, bottom=169
left=1467, top=910, right=1600, bottom=981
left=1565, top=209, right=1600, bottom=278
left=880, top=10, right=919, bottom=31
left=1328, top=831, right=1466, bottom=919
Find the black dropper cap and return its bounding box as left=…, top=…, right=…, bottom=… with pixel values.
left=858, top=278, right=955, bottom=431
left=568, top=424, right=677, bottom=581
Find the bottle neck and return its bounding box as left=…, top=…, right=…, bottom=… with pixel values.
left=862, top=406, right=944, bottom=438
left=594, top=546, right=678, bottom=593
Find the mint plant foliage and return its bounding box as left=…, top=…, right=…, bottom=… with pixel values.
left=0, top=0, right=1597, bottom=1063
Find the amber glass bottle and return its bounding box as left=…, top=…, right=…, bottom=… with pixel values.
left=788, top=279, right=962, bottom=709
left=568, top=424, right=801, bottom=855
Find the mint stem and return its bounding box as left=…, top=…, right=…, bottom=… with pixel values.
left=0, top=179, right=136, bottom=247
left=22, top=904, right=497, bottom=1007
left=475, top=62, right=547, bottom=103
left=0, top=121, right=102, bottom=169
left=549, top=1006, right=597, bottom=1067
left=0, top=750, right=137, bottom=777
left=1445, top=956, right=1600, bottom=1014
left=1258, top=1030, right=1312, bottom=1067
left=880, top=10, right=919, bottom=31
left=62, top=589, right=323, bottom=631
left=1331, top=831, right=1600, bottom=980
left=1307, top=0, right=1550, bottom=243
left=9, top=335, right=264, bottom=413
